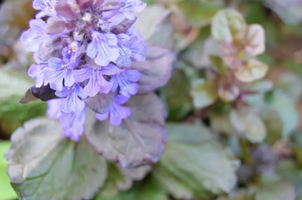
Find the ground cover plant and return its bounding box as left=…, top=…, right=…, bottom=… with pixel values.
left=1, top=0, right=302, bottom=200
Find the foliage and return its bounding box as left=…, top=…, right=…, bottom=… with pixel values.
left=0, top=141, right=17, bottom=199
left=1, top=0, right=302, bottom=200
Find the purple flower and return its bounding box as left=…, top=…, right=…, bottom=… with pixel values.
left=74, top=64, right=121, bottom=97
left=60, top=108, right=86, bottom=142
left=116, top=30, right=146, bottom=67
left=28, top=55, right=49, bottom=87
left=111, top=69, right=140, bottom=98
left=62, top=42, right=81, bottom=65
left=87, top=31, right=120, bottom=66
left=119, top=0, right=147, bottom=20
left=44, top=57, right=76, bottom=91
left=22, top=0, right=149, bottom=141
left=55, top=84, right=87, bottom=113
left=46, top=98, right=86, bottom=142
left=96, top=94, right=131, bottom=126
left=126, top=26, right=147, bottom=62
left=20, top=19, right=49, bottom=52
left=47, top=98, right=63, bottom=119
left=33, top=0, right=57, bottom=18
left=116, top=34, right=132, bottom=67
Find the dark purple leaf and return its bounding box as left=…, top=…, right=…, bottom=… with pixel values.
left=20, top=85, right=58, bottom=104
left=46, top=17, right=66, bottom=34
left=85, top=93, right=166, bottom=167
left=19, top=89, right=38, bottom=104
left=76, top=0, right=94, bottom=10
left=55, top=3, right=78, bottom=19
left=31, top=85, right=58, bottom=101
left=111, top=18, right=136, bottom=34
left=130, top=45, right=175, bottom=94
left=84, top=91, right=116, bottom=114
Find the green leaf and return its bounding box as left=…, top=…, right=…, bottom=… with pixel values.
left=0, top=96, right=47, bottom=122
left=85, top=93, right=166, bottom=167
left=177, top=60, right=200, bottom=82
left=96, top=176, right=168, bottom=200
left=166, top=68, right=192, bottom=121
left=191, top=78, right=218, bottom=109
left=5, top=118, right=107, bottom=200
left=211, top=9, right=246, bottom=42
left=245, top=2, right=267, bottom=25
left=0, top=68, right=47, bottom=124
left=234, top=59, right=268, bottom=83
left=230, top=108, right=267, bottom=143
left=259, top=108, right=283, bottom=146
left=293, top=132, right=302, bottom=147
left=0, top=68, right=33, bottom=101
left=98, top=163, right=151, bottom=198
left=209, top=55, right=228, bottom=76
left=255, top=177, right=296, bottom=200
left=269, top=91, right=299, bottom=138
left=98, top=163, right=125, bottom=198
left=165, top=122, right=213, bottom=144
left=275, top=72, right=302, bottom=102
left=294, top=147, right=302, bottom=168
left=217, top=189, right=254, bottom=200
left=210, top=112, right=237, bottom=136
left=276, top=161, right=302, bottom=194
left=0, top=141, right=17, bottom=200
left=245, top=80, right=273, bottom=93
left=152, top=163, right=193, bottom=199
left=153, top=123, right=240, bottom=199
left=181, top=28, right=219, bottom=69
left=173, top=0, right=224, bottom=28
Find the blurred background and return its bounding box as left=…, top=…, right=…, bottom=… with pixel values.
left=1, top=0, right=302, bottom=200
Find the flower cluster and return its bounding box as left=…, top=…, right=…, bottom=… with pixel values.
left=21, top=0, right=147, bottom=141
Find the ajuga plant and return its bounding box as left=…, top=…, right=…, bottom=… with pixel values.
left=20, top=0, right=149, bottom=141
left=2, top=0, right=302, bottom=200
left=3, top=0, right=174, bottom=199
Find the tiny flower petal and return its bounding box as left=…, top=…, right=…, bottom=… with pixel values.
left=87, top=31, right=120, bottom=66
left=119, top=0, right=146, bottom=19
left=95, top=94, right=131, bottom=125
left=47, top=98, right=63, bottom=119
left=33, top=0, right=57, bottom=18
left=44, top=57, right=75, bottom=91
left=62, top=41, right=81, bottom=64
left=20, top=19, right=50, bottom=52
left=110, top=69, right=140, bottom=98
left=28, top=64, right=48, bottom=87
left=74, top=66, right=113, bottom=97
left=55, top=84, right=87, bottom=113
left=116, top=29, right=146, bottom=67
left=95, top=110, right=109, bottom=121
left=60, top=108, right=86, bottom=141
